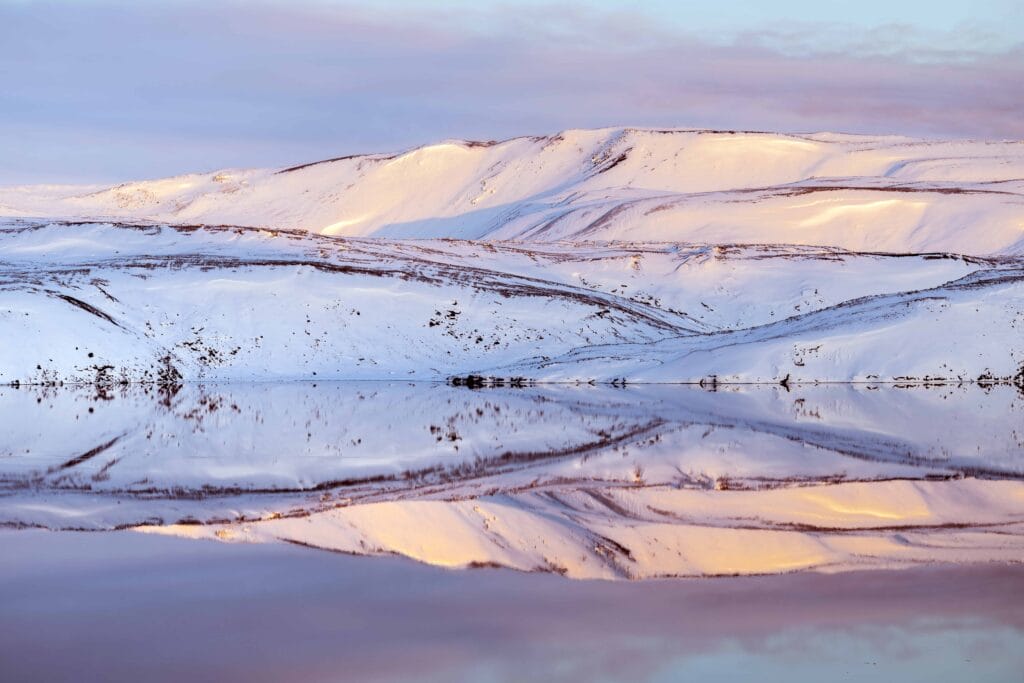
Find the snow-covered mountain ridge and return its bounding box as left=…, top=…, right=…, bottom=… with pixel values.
left=3, top=127, right=1023, bottom=254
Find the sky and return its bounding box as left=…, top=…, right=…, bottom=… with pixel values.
left=0, top=0, right=1022, bottom=183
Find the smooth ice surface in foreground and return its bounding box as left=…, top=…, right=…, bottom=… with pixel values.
left=3, top=383, right=1021, bottom=579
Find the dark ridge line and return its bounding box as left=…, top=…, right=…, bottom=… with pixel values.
left=641, top=511, right=1023, bottom=535
left=273, top=134, right=549, bottom=175
left=47, top=436, right=122, bottom=473
left=758, top=520, right=1024, bottom=534
left=771, top=183, right=1019, bottom=197
left=275, top=152, right=400, bottom=175
left=53, top=293, right=122, bottom=328
left=47, top=252, right=698, bottom=334
left=21, top=219, right=1015, bottom=267
left=3, top=420, right=666, bottom=503
left=521, top=265, right=1024, bottom=373
left=279, top=538, right=374, bottom=557
left=714, top=473, right=965, bottom=490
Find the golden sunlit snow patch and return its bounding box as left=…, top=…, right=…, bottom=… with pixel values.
left=135, top=479, right=1024, bottom=580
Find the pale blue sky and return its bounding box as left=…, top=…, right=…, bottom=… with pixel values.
left=376, top=0, right=1022, bottom=46
left=1, top=0, right=1021, bottom=183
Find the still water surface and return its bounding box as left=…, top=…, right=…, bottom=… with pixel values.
left=1, top=382, right=1022, bottom=681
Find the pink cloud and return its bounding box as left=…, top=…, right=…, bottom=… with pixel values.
left=1, top=1, right=1021, bottom=182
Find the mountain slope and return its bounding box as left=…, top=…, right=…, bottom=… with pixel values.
left=1, top=127, right=1022, bottom=385
left=3, top=220, right=1019, bottom=385
left=0, top=221, right=700, bottom=385
left=3, top=128, right=1023, bottom=254
left=500, top=265, right=1024, bottom=384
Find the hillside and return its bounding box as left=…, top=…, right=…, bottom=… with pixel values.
left=0, top=127, right=1022, bottom=385
left=1, top=220, right=1020, bottom=385
left=2, top=127, right=1023, bottom=254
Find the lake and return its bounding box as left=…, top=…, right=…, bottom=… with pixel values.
left=1, top=381, right=1022, bottom=680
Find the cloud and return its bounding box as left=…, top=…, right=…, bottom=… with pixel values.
left=1, top=1, right=1021, bottom=182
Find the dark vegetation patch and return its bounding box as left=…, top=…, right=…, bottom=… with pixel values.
left=47, top=436, right=122, bottom=474
left=593, top=150, right=631, bottom=174
left=275, top=152, right=398, bottom=174
left=449, top=375, right=533, bottom=389
left=53, top=293, right=121, bottom=328
left=775, top=184, right=1017, bottom=197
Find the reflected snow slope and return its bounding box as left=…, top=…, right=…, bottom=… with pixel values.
left=2, top=383, right=1022, bottom=579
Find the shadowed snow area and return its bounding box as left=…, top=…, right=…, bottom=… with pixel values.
left=1, top=127, right=1023, bottom=580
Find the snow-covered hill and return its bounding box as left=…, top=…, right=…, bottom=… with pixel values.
left=2, top=220, right=1021, bottom=385
left=1, top=127, right=1022, bottom=385
left=3, top=127, right=1023, bottom=254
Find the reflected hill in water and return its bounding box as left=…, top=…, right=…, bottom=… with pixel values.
left=2, top=382, right=1022, bottom=579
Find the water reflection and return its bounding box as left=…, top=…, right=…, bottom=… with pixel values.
left=2, top=530, right=1022, bottom=683
left=2, top=382, right=1021, bottom=496
left=1, top=382, right=1022, bottom=578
